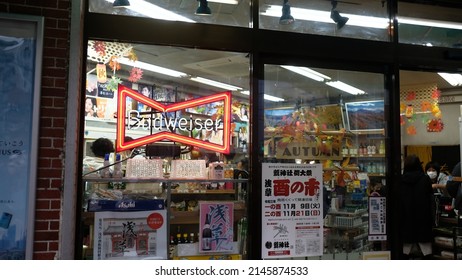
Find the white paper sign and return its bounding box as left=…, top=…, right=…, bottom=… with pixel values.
left=261, top=163, right=324, bottom=258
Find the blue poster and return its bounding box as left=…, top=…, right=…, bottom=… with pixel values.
left=0, top=35, right=37, bottom=259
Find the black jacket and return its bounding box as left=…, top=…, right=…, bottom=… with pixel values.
left=400, top=170, right=434, bottom=243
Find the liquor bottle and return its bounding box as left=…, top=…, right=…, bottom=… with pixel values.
left=182, top=233, right=188, bottom=244
left=176, top=233, right=183, bottom=244
left=201, top=213, right=212, bottom=251
left=189, top=233, right=195, bottom=243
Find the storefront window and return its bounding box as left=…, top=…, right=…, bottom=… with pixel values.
left=399, top=69, right=462, bottom=260
left=259, top=0, right=391, bottom=41
left=398, top=1, right=462, bottom=48
left=262, top=64, right=387, bottom=259
left=81, top=41, right=250, bottom=259
left=89, top=0, right=251, bottom=28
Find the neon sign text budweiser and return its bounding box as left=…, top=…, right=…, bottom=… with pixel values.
left=116, top=85, right=231, bottom=154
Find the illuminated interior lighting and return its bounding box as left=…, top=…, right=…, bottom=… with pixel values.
left=263, top=94, right=285, bottom=102
left=326, top=81, right=365, bottom=95
left=209, top=0, right=239, bottom=4
left=105, top=0, right=195, bottom=23
left=261, top=5, right=389, bottom=29
left=239, top=90, right=284, bottom=102
left=190, top=77, right=243, bottom=91
left=438, top=73, right=462, bottom=86
left=398, top=16, right=462, bottom=30
left=281, top=65, right=331, bottom=82
left=117, top=57, right=188, bottom=78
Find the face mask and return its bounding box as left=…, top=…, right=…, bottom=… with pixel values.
left=427, top=171, right=437, bottom=179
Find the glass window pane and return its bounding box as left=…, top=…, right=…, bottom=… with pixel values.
left=263, top=64, right=387, bottom=259
left=398, top=1, right=462, bottom=48
left=89, top=0, right=251, bottom=28
left=259, top=0, right=391, bottom=41
left=82, top=41, right=250, bottom=259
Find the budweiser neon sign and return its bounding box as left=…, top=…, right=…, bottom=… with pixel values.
left=116, top=85, right=231, bottom=154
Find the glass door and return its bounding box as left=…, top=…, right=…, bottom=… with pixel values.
left=261, top=63, right=388, bottom=260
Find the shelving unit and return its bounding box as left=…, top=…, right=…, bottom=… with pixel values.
left=324, top=208, right=370, bottom=253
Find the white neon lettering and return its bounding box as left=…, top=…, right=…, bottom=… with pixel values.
left=127, top=111, right=221, bottom=132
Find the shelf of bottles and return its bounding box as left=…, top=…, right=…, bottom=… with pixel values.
left=342, top=139, right=386, bottom=175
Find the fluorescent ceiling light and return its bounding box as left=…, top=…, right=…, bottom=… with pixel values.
left=209, top=0, right=238, bottom=4
left=438, top=72, right=462, bottom=86
left=117, top=57, right=188, bottom=78
left=281, top=65, right=331, bottom=82
left=398, top=16, right=462, bottom=30
left=190, top=77, right=243, bottom=91
left=261, top=5, right=389, bottom=29
left=105, top=0, right=195, bottom=23
left=326, top=81, right=365, bottom=95
left=240, top=90, right=283, bottom=102
left=264, top=94, right=285, bottom=102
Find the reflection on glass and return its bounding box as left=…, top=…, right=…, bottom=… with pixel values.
left=263, top=64, right=387, bottom=259
left=398, top=2, right=462, bottom=48
left=259, top=0, right=390, bottom=42
left=89, top=0, right=251, bottom=28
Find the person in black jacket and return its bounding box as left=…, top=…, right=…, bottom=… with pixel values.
left=400, top=154, right=434, bottom=259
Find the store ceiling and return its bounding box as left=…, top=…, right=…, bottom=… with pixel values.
left=88, top=42, right=458, bottom=105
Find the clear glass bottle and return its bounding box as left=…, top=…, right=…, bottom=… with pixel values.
left=100, top=153, right=111, bottom=178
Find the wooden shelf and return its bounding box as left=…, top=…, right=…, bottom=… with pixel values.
left=171, top=189, right=236, bottom=195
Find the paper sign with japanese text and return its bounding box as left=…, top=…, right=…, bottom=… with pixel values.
left=261, top=163, right=323, bottom=258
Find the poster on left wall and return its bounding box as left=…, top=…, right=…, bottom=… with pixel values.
left=0, top=14, right=43, bottom=260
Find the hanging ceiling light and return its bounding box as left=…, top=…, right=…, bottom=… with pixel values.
left=280, top=0, right=295, bottom=25
left=113, top=0, right=130, bottom=8
left=196, top=0, right=212, bottom=15
left=330, top=1, right=348, bottom=29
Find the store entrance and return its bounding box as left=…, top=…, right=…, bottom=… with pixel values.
left=399, top=70, right=462, bottom=260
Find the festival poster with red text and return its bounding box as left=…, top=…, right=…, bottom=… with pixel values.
left=261, top=163, right=323, bottom=258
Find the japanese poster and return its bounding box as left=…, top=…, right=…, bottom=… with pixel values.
left=93, top=210, right=168, bottom=260
left=0, top=15, right=43, bottom=259
left=199, top=201, right=234, bottom=253
left=261, top=163, right=324, bottom=259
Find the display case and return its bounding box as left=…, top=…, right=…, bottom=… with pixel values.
left=80, top=176, right=248, bottom=260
